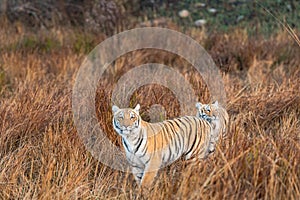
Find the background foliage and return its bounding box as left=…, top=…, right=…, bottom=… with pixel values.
left=0, top=0, right=299, bottom=199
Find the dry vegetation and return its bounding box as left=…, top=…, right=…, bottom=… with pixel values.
left=0, top=15, right=300, bottom=199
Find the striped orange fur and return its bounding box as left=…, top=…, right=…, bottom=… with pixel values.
left=196, top=101, right=229, bottom=153
left=112, top=104, right=214, bottom=187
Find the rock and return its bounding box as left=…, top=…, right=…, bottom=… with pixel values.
left=178, top=9, right=189, bottom=18
left=236, top=15, right=244, bottom=22
left=208, top=8, right=217, bottom=14
left=195, top=3, right=206, bottom=8
left=194, top=19, right=207, bottom=27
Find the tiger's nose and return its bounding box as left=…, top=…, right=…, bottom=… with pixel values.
left=122, top=126, right=131, bottom=130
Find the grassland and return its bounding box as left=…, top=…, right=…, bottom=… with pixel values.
left=0, top=5, right=300, bottom=199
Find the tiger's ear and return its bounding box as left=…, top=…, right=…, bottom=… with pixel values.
left=195, top=102, right=202, bottom=109
left=134, top=104, right=140, bottom=114
left=212, top=101, right=219, bottom=106
left=112, top=105, right=120, bottom=114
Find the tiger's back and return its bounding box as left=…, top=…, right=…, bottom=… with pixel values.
left=140, top=115, right=212, bottom=164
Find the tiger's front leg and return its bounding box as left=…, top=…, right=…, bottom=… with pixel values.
left=141, top=170, right=158, bottom=188
left=132, top=165, right=144, bottom=185
left=140, top=155, right=161, bottom=188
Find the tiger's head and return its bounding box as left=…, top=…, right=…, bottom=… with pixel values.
left=112, top=104, right=141, bottom=136
left=196, top=101, right=229, bottom=132
left=195, top=101, right=217, bottom=122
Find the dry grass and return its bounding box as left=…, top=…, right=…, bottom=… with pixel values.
left=0, top=21, right=299, bottom=199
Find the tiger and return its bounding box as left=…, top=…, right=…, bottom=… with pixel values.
left=195, top=101, right=229, bottom=153
left=112, top=104, right=214, bottom=188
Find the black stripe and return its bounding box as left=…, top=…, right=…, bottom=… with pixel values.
left=138, top=143, right=147, bottom=157
left=144, top=157, right=151, bottom=165
left=134, top=137, right=143, bottom=153
left=138, top=145, right=148, bottom=158
left=131, top=165, right=143, bottom=169
left=163, top=121, right=172, bottom=143
left=174, top=121, right=184, bottom=154
left=167, top=120, right=174, bottom=128
left=185, top=118, right=197, bottom=156
left=173, top=119, right=183, bottom=138
left=185, top=135, right=197, bottom=156
left=113, top=118, right=119, bottom=129
left=165, top=122, right=175, bottom=160
left=122, top=138, right=130, bottom=152
left=174, top=119, right=185, bottom=151
left=183, top=117, right=192, bottom=149
left=159, top=123, right=167, bottom=152
left=158, top=123, right=164, bottom=151
left=177, top=117, right=188, bottom=135
left=167, top=121, right=179, bottom=157
left=192, top=117, right=202, bottom=149
left=166, top=145, right=172, bottom=162
left=173, top=119, right=181, bottom=129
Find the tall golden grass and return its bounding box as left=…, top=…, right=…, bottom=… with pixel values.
left=0, top=21, right=299, bottom=199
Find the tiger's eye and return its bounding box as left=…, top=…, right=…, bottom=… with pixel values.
left=130, top=115, right=135, bottom=120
